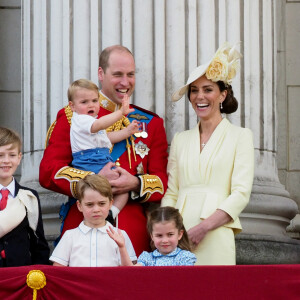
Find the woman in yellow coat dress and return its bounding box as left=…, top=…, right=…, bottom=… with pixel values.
left=161, top=42, right=254, bottom=265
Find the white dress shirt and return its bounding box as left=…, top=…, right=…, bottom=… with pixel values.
left=0, top=178, right=15, bottom=204
left=50, top=221, right=137, bottom=267
left=70, top=112, right=112, bottom=153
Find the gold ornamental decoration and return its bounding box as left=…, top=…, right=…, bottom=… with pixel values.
left=106, top=116, right=136, bottom=168
left=26, top=270, right=46, bottom=300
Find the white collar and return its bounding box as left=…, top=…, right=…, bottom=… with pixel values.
left=78, top=221, right=113, bottom=234
left=0, top=178, right=15, bottom=197
left=152, top=247, right=181, bottom=257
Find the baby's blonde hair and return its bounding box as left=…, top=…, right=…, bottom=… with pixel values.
left=67, top=79, right=99, bottom=102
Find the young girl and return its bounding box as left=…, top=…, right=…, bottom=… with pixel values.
left=108, top=206, right=196, bottom=266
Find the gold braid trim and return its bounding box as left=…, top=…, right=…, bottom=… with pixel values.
left=64, top=105, right=73, bottom=126
left=71, top=181, right=79, bottom=199
left=98, top=93, right=133, bottom=157
left=106, top=116, right=130, bottom=132
left=44, top=105, right=73, bottom=149
left=44, top=120, right=56, bottom=149
left=106, top=116, right=131, bottom=153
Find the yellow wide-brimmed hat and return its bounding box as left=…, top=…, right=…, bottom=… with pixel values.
left=172, top=42, right=242, bottom=102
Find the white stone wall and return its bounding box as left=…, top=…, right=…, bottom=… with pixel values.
left=0, top=0, right=21, bottom=180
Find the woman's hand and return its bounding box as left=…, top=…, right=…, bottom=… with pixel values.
left=187, top=223, right=210, bottom=246
left=188, top=209, right=232, bottom=247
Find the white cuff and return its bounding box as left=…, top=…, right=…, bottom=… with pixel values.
left=110, top=205, right=120, bottom=218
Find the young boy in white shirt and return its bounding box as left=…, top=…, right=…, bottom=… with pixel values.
left=50, top=174, right=136, bottom=266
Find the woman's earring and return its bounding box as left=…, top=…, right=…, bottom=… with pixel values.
left=220, top=102, right=223, bottom=110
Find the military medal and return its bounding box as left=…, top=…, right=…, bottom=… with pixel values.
left=134, top=122, right=141, bottom=137
left=135, top=140, right=150, bottom=159
left=134, top=122, right=147, bottom=138
left=136, top=162, right=144, bottom=174
left=140, top=122, right=148, bottom=138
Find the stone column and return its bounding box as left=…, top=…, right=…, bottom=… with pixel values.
left=236, top=0, right=300, bottom=264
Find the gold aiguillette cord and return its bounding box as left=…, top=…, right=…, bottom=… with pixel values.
left=126, top=138, right=132, bottom=169
left=107, top=116, right=136, bottom=168
left=130, top=135, right=137, bottom=162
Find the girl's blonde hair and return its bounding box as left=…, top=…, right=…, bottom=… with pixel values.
left=147, top=206, right=192, bottom=251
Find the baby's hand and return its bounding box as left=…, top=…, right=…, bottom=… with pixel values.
left=127, top=120, right=140, bottom=135
left=121, top=94, right=134, bottom=115
left=107, top=226, right=125, bottom=248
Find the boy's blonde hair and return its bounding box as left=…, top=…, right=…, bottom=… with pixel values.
left=0, top=127, right=22, bottom=152
left=67, top=79, right=99, bottom=102
left=76, top=174, right=113, bottom=202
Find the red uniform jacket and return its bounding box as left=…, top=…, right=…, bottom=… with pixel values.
left=39, top=93, right=168, bottom=255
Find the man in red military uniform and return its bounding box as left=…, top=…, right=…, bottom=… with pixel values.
left=39, top=45, right=168, bottom=256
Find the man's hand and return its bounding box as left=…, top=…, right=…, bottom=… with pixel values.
left=109, top=167, right=140, bottom=195
left=99, top=162, right=119, bottom=181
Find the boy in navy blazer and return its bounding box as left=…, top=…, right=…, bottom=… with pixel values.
left=0, top=127, right=49, bottom=267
